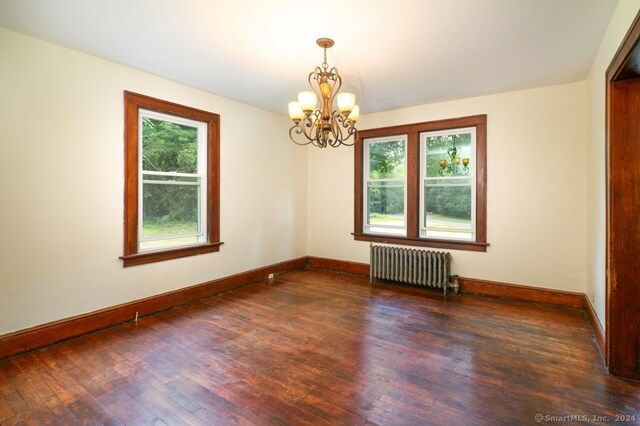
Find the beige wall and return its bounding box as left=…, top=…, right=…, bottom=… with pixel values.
left=308, top=82, right=588, bottom=293
left=2, top=4, right=637, bottom=336
left=0, top=28, right=308, bottom=335
left=586, top=0, right=640, bottom=329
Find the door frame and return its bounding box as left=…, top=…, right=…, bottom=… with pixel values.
left=606, top=10, right=640, bottom=379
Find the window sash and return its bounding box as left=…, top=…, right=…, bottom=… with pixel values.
left=419, top=127, right=476, bottom=241
left=363, top=135, right=407, bottom=236
left=141, top=180, right=201, bottom=186
left=141, top=233, right=203, bottom=242
left=138, top=182, right=204, bottom=245
left=137, top=110, right=208, bottom=252
left=142, top=171, right=203, bottom=187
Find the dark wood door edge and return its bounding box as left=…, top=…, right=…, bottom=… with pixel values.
left=606, top=9, right=640, bottom=379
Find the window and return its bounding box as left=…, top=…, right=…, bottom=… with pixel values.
left=421, top=127, right=475, bottom=241
left=121, top=92, right=222, bottom=267
left=364, top=135, right=407, bottom=236
left=354, top=115, right=487, bottom=252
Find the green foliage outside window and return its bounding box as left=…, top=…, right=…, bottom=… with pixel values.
left=425, top=133, right=471, bottom=177
left=142, top=118, right=199, bottom=232
left=142, top=118, right=198, bottom=173
left=368, top=141, right=405, bottom=218
left=425, top=133, right=472, bottom=220
left=425, top=186, right=471, bottom=219
left=367, top=135, right=473, bottom=223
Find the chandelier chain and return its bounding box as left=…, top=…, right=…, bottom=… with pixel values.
left=322, top=48, right=328, bottom=70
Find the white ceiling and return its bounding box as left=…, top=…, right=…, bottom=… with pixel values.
left=0, top=0, right=618, bottom=115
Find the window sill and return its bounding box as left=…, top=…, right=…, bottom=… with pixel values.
left=352, top=233, right=488, bottom=252
left=120, top=242, right=224, bottom=267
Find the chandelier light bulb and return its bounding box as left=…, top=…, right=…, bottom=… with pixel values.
left=288, top=101, right=304, bottom=123
left=297, top=91, right=317, bottom=114
left=348, top=105, right=360, bottom=122
left=337, top=93, right=356, bottom=114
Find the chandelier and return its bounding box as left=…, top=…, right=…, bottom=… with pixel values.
left=439, top=140, right=470, bottom=177
left=287, top=38, right=360, bottom=148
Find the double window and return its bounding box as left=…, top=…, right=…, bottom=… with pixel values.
left=354, top=115, right=487, bottom=252
left=121, top=92, right=222, bottom=267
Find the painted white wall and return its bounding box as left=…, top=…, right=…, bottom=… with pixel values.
left=0, top=28, right=307, bottom=335
left=308, top=82, right=588, bottom=293
left=586, top=0, right=640, bottom=330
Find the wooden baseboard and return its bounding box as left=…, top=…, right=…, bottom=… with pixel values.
left=312, top=258, right=606, bottom=361
left=0, top=254, right=607, bottom=364
left=584, top=295, right=606, bottom=358
left=308, top=257, right=585, bottom=308
left=458, top=276, right=585, bottom=309
left=307, top=256, right=369, bottom=276
left=0, top=256, right=307, bottom=360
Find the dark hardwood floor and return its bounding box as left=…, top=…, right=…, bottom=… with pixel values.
left=0, top=269, right=639, bottom=425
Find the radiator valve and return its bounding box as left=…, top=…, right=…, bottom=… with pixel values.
left=450, top=275, right=460, bottom=295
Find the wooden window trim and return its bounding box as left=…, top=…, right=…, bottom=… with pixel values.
left=354, top=114, right=488, bottom=252
left=121, top=91, right=222, bottom=267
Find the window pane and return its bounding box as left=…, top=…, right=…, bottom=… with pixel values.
left=142, top=182, right=199, bottom=241
left=367, top=181, right=405, bottom=235
left=368, top=139, right=405, bottom=179
left=142, top=117, right=198, bottom=173
left=424, top=184, right=472, bottom=240
left=140, top=236, right=200, bottom=251
left=425, top=178, right=472, bottom=186
left=142, top=174, right=199, bottom=183
left=425, top=133, right=472, bottom=178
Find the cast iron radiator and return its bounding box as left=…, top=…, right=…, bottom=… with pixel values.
left=369, top=244, right=458, bottom=294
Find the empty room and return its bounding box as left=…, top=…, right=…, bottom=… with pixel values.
left=1, top=0, right=640, bottom=424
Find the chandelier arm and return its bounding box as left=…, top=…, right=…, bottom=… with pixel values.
left=342, top=126, right=357, bottom=146
left=332, top=111, right=357, bottom=147
left=330, top=68, right=354, bottom=147
left=318, top=126, right=328, bottom=147
left=289, top=124, right=311, bottom=146
left=289, top=114, right=322, bottom=147
left=329, top=110, right=345, bottom=147
left=309, top=111, right=322, bottom=143
left=289, top=123, right=313, bottom=146
left=329, top=67, right=342, bottom=107
left=314, top=125, right=326, bottom=148
left=305, top=112, right=324, bottom=148
left=309, top=116, right=326, bottom=148
left=337, top=120, right=356, bottom=147
left=308, top=67, right=323, bottom=104
left=343, top=111, right=358, bottom=133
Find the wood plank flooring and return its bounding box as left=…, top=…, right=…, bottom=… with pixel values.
left=0, top=269, right=639, bottom=425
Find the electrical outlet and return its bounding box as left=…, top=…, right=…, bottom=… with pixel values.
left=268, top=273, right=275, bottom=279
